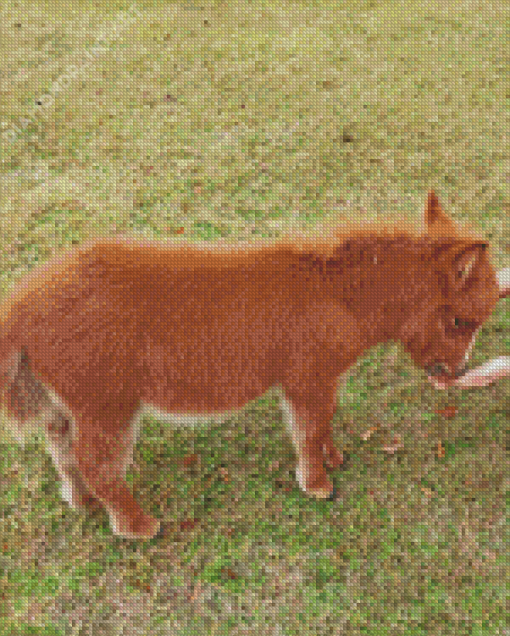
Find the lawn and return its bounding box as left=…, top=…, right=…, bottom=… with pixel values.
left=0, top=1, right=508, bottom=634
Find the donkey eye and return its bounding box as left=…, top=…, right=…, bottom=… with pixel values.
left=441, top=307, right=476, bottom=335
left=452, top=317, right=475, bottom=331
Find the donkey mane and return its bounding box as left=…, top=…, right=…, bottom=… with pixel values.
left=63, top=210, right=483, bottom=267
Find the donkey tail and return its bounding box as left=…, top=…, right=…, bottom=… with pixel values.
left=0, top=307, right=52, bottom=435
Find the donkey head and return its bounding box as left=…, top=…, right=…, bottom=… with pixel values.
left=400, top=192, right=507, bottom=385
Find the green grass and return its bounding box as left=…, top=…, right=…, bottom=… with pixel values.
left=0, top=1, right=508, bottom=634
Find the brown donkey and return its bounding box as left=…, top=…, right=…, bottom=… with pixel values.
left=0, top=192, right=508, bottom=539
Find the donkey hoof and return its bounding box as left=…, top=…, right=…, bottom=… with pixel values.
left=306, top=482, right=336, bottom=500
left=154, top=522, right=167, bottom=540
left=112, top=514, right=161, bottom=540
left=327, top=486, right=337, bottom=501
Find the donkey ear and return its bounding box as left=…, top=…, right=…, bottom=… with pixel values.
left=425, top=191, right=458, bottom=237
left=497, top=267, right=510, bottom=299
left=450, top=242, right=488, bottom=290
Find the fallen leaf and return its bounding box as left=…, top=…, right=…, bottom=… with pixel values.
left=218, top=467, right=229, bottom=482
left=361, top=426, right=378, bottom=441
left=182, top=454, right=199, bottom=467
left=435, top=406, right=458, bottom=418
left=180, top=518, right=199, bottom=531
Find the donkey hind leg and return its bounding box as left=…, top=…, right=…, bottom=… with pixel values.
left=4, top=351, right=93, bottom=509
left=6, top=350, right=97, bottom=510
left=322, top=435, right=344, bottom=470
left=74, top=412, right=160, bottom=540
left=44, top=409, right=99, bottom=510
left=46, top=407, right=144, bottom=511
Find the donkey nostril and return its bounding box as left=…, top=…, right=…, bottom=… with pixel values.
left=455, top=365, right=467, bottom=378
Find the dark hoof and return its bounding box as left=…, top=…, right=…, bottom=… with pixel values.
left=339, top=452, right=350, bottom=470
left=327, top=487, right=337, bottom=501
left=153, top=522, right=167, bottom=540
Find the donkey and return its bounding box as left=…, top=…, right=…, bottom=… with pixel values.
left=0, top=192, right=508, bottom=538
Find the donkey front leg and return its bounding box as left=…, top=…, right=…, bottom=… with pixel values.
left=281, top=375, right=341, bottom=500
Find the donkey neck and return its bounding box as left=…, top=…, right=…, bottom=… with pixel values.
left=323, top=235, right=435, bottom=346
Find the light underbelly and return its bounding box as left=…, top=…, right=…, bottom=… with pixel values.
left=136, top=401, right=245, bottom=428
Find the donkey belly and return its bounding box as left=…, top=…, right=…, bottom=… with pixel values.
left=144, top=375, right=274, bottom=418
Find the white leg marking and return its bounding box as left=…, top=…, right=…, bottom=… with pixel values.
left=280, top=396, right=307, bottom=492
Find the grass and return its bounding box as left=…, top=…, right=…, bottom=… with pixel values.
left=0, top=1, right=508, bottom=634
